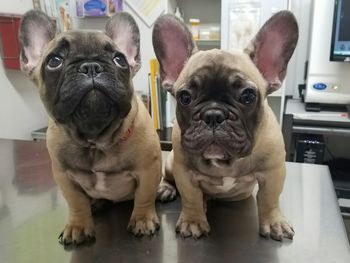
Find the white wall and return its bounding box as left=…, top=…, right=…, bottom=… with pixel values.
left=0, top=0, right=49, bottom=140
left=0, top=0, right=34, bottom=14
left=0, top=66, right=48, bottom=140
left=71, top=2, right=159, bottom=94
left=286, top=0, right=313, bottom=98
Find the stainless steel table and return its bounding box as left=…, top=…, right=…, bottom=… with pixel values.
left=0, top=139, right=349, bottom=263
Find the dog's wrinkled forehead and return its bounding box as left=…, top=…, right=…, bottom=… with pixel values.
left=175, top=49, right=267, bottom=93
left=45, top=31, right=117, bottom=57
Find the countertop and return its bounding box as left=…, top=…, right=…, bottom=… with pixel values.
left=0, top=139, right=349, bottom=263
left=284, top=98, right=350, bottom=126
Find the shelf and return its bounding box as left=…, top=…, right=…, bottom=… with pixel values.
left=268, top=90, right=283, bottom=98
left=31, top=127, right=173, bottom=151
left=195, top=39, right=220, bottom=47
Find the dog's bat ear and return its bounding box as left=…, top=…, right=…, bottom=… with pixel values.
left=105, top=12, right=141, bottom=77
left=152, top=14, right=197, bottom=95
left=244, top=10, right=298, bottom=95
left=19, top=10, right=56, bottom=77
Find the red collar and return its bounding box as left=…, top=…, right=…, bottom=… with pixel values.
left=119, top=127, right=132, bottom=142
left=86, top=126, right=133, bottom=148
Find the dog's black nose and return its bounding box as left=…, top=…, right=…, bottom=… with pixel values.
left=79, top=62, right=103, bottom=76
left=202, top=109, right=227, bottom=128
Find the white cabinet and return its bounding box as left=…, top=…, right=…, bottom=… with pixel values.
left=220, top=0, right=289, bottom=124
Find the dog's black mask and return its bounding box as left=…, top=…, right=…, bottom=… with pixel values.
left=176, top=64, right=261, bottom=161
left=42, top=32, right=133, bottom=138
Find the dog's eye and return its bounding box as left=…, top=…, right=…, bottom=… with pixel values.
left=239, top=88, right=256, bottom=105
left=178, top=90, right=192, bottom=106
left=113, top=54, right=128, bottom=69
left=47, top=56, right=63, bottom=70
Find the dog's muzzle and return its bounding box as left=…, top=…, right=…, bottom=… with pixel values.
left=57, top=60, right=127, bottom=138
left=181, top=102, right=252, bottom=160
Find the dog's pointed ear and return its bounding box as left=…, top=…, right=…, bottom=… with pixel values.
left=105, top=12, right=141, bottom=77
left=152, top=14, right=196, bottom=95
left=19, top=10, right=57, bottom=77
left=244, top=11, right=298, bottom=94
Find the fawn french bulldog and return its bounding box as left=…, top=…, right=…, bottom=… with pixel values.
left=19, top=10, right=161, bottom=245
left=153, top=11, right=298, bottom=240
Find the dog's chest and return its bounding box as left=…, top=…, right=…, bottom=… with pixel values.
left=64, top=147, right=137, bottom=201
left=192, top=160, right=258, bottom=200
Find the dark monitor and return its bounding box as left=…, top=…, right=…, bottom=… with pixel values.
left=330, top=0, right=350, bottom=62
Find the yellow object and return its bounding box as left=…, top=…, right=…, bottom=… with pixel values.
left=149, top=59, right=160, bottom=129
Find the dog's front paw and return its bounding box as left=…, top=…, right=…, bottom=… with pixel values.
left=156, top=180, right=177, bottom=202
left=58, top=220, right=95, bottom=246
left=128, top=210, right=160, bottom=236
left=259, top=210, right=294, bottom=241
left=176, top=213, right=210, bottom=239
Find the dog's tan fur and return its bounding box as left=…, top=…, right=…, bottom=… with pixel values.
left=168, top=52, right=288, bottom=238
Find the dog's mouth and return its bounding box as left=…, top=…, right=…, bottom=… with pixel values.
left=181, top=121, right=253, bottom=161
left=51, top=74, right=133, bottom=139
left=72, top=89, right=120, bottom=137
left=75, top=89, right=114, bottom=119
left=202, top=143, right=229, bottom=160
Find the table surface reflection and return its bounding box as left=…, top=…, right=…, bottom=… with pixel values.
left=0, top=139, right=349, bottom=263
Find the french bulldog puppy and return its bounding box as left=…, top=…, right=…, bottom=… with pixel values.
left=19, top=10, right=161, bottom=245
left=153, top=11, right=298, bottom=240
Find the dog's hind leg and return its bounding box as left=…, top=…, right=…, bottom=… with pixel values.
left=157, top=150, right=177, bottom=202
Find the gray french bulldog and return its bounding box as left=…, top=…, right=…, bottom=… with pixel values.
left=19, top=10, right=161, bottom=245
left=153, top=11, right=298, bottom=240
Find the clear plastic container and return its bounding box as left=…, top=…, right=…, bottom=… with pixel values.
left=209, top=26, right=220, bottom=40
left=199, top=24, right=220, bottom=40
left=189, top=18, right=200, bottom=40
left=200, top=30, right=210, bottom=40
